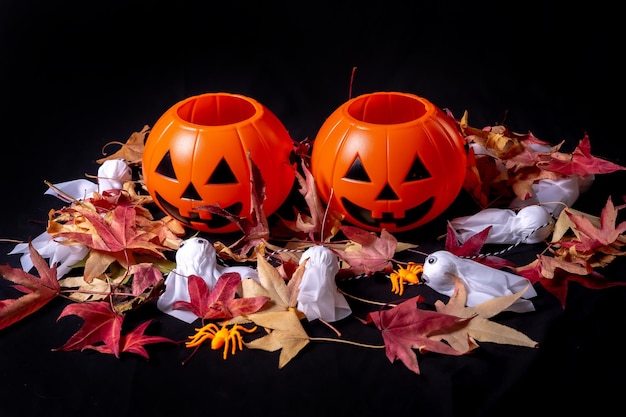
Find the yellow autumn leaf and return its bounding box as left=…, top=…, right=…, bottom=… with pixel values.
left=245, top=309, right=310, bottom=369
left=59, top=276, right=110, bottom=302
left=433, top=276, right=538, bottom=352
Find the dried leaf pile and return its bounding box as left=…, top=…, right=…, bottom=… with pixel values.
left=1, top=113, right=625, bottom=375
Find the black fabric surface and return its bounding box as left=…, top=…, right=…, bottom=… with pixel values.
left=1, top=2, right=625, bottom=417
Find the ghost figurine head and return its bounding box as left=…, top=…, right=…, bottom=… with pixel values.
left=173, top=237, right=219, bottom=279
left=297, top=245, right=352, bottom=322
left=98, top=158, right=132, bottom=193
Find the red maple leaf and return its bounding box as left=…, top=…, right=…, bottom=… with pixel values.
left=54, top=301, right=175, bottom=358
left=514, top=257, right=626, bottom=308
left=91, top=319, right=177, bottom=359
left=566, top=196, right=626, bottom=252
left=0, top=242, right=61, bottom=330
left=54, top=301, right=124, bottom=356
left=444, top=223, right=516, bottom=269
left=128, top=262, right=164, bottom=296
left=333, top=226, right=397, bottom=275
left=54, top=205, right=167, bottom=258
left=538, top=134, right=626, bottom=177
left=365, top=295, right=471, bottom=374
left=172, top=272, right=269, bottom=321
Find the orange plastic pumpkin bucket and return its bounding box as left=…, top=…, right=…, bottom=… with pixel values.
left=142, top=92, right=296, bottom=234
left=310, top=91, right=467, bottom=233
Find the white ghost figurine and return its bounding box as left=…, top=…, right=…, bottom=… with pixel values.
left=422, top=250, right=537, bottom=313
left=297, top=245, right=352, bottom=322
left=157, top=237, right=259, bottom=323
left=44, top=158, right=131, bottom=201
left=449, top=205, right=554, bottom=245
left=97, top=158, right=132, bottom=193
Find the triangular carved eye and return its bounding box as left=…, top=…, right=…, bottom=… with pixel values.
left=156, top=151, right=177, bottom=180
left=404, top=155, right=431, bottom=182
left=181, top=183, right=202, bottom=201
left=207, top=157, right=238, bottom=184
left=344, top=155, right=371, bottom=182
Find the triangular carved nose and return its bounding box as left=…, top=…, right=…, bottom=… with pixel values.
left=181, top=183, right=202, bottom=201
left=376, top=184, right=399, bottom=200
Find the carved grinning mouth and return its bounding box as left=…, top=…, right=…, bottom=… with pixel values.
left=341, top=196, right=434, bottom=228
left=156, top=192, right=243, bottom=230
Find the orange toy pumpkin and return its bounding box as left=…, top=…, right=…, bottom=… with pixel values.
left=142, top=92, right=296, bottom=234
left=310, top=91, right=467, bottom=233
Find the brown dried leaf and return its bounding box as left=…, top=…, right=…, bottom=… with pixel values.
left=96, top=125, right=149, bottom=165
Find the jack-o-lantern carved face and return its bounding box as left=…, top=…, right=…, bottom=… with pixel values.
left=310, top=92, right=467, bottom=233
left=142, top=93, right=296, bottom=234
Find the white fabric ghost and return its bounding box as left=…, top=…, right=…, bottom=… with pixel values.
left=509, top=175, right=594, bottom=217
left=297, top=245, right=352, bottom=322
left=449, top=205, right=554, bottom=245
left=97, top=158, right=132, bottom=193
left=44, top=158, right=132, bottom=201
left=422, top=250, right=537, bottom=313
left=157, top=237, right=259, bottom=323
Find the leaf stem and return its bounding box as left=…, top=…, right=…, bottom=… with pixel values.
left=60, top=289, right=134, bottom=297
left=309, top=336, right=384, bottom=349
left=338, top=288, right=398, bottom=307
left=43, top=180, right=83, bottom=204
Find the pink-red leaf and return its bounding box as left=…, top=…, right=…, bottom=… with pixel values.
left=445, top=224, right=516, bottom=269
left=538, top=134, right=626, bottom=177
left=173, top=273, right=269, bottom=320
left=333, top=226, right=397, bottom=274
left=0, top=242, right=60, bottom=330
left=92, top=319, right=177, bottom=359
left=566, top=196, right=626, bottom=252
left=128, top=263, right=164, bottom=296
left=366, top=296, right=470, bottom=374
left=53, top=301, right=123, bottom=357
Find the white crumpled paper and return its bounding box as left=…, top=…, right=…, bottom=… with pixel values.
left=9, top=159, right=131, bottom=278
left=8, top=231, right=90, bottom=278
left=297, top=245, right=352, bottom=322
left=157, top=237, right=259, bottom=323
left=449, top=204, right=554, bottom=245
left=422, top=250, right=537, bottom=313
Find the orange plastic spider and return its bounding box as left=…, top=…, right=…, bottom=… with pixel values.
left=186, top=322, right=257, bottom=360
left=389, top=262, right=423, bottom=296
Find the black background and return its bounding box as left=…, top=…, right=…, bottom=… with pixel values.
left=1, top=1, right=625, bottom=417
